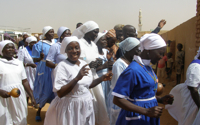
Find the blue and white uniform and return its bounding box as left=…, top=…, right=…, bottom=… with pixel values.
left=112, top=57, right=159, bottom=125
left=32, top=39, right=56, bottom=108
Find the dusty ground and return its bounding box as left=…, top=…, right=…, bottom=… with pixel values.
left=27, top=72, right=178, bottom=125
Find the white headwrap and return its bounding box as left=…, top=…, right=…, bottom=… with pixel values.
left=194, top=46, right=200, bottom=60
left=60, top=36, right=79, bottom=55
left=94, top=31, right=107, bottom=44
left=22, top=32, right=28, bottom=36
left=0, top=40, right=14, bottom=55
left=26, top=36, right=37, bottom=44
left=72, top=21, right=99, bottom=39
left=57, top=26, right=69, bottom=41
left=140, top=33, right=166, bottom=51
left=41, top=26, right=53, bottom=39
left=119, top=37, right=140, bottom=54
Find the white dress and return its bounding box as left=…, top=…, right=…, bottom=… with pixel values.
left=17, top=46, right=36, bottom=90
left=79, top=38, right=109, bottom=125
left=165, top=62, right=200, bottom=125
left=0, top=58, right=27, bottom=125
left=44, top=59, right=95, bottom=125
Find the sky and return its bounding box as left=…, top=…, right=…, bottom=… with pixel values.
left=0, top=0, right=197, bottom=33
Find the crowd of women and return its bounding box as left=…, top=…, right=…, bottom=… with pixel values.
left=0, top=20, right=200, bottom=125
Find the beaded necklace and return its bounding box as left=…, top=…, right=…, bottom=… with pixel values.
left=135, top=60, right=157, bottom=91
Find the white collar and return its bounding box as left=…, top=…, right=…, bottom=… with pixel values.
left=41, top=39, right=55, bottom=46
left=0, top=58, right=19, bottom=66
left=133, top=55, right=151, bottom=66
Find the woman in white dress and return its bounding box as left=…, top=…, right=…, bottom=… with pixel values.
left=166, top=47, right=200, bottom=125
left=72, top=21, right=110, bottom=125
left=0, top=40, right=36, bottom=125
left=17, top=36, right=37, bottom=92
left=44, top=36, right=112, bottom=125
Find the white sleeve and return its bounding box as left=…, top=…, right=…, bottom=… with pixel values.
left=185, top=63, right=200, bottom=87
left=17, top=48, right=25, bottom=62
left=111, top=61, right=126, bottom=89
left=20, top=61, right=27, bottom=80
left=53, top=63, right=70, bottom=92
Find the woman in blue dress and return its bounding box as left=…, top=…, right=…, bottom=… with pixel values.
left=32, top=26, right=57, bottom=121
left=108, top=37, right=141, bottom=125
left=113, top=33, right=174, bottom=125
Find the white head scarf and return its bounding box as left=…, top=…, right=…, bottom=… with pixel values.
left=60, top=36, right=79, bottom=55
left=140, top=33, right=166, bottom=51
left=26, top=36, right=37, bottom=44
left=57, top=26, right=69, bottom=42
left=119, top=37, right=140, bottom=54
left=194, top=46, right=200, bottom=60
left=0, top=40, right=14, bottom=55
left=94, top=31, right=107, bottom=44
left=22, top=32, right=28, bottom=36
left=72, top=21, right=99, bottom=39
left=41, top=26, right=53, bottom=39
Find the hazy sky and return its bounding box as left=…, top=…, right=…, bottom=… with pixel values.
left=0, top=0, right=196, bottom=33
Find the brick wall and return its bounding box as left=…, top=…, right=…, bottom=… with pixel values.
left=196, top=0, right=200, bottom=51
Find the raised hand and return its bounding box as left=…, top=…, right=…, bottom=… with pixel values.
left=158, top=19, right=166, bottom=28
left=76, top=64, right=90, bottom=80
left=145, top=106, right=163, bottom=118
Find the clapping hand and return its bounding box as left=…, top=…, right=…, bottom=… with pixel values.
left=76, top=64, right=90, bottom=80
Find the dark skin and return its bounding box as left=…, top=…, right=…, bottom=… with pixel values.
left=121, top=45, right=141, bottom=65
left=96, top=35, right=114, bottom=72
left=113, top=47, right=174, bottom=118
left=122, top=20, right=166, bottom=40
left=115, top=30, right=124, bottom=42
left=83, top=28, right=102, bottom=69
left=0, top=43, right=37, bottom=107
left=57, top=41, right=113, bottom=98
left=122, top=25, right=137, bottom=39
left=46, top=29, right=71, bottom=69
left=33, top=29, right=54, bottom=63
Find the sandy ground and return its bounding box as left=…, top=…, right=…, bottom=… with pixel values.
left=27, top=72, right=178, bottom=125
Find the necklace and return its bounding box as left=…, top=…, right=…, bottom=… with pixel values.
left=135, top=61, right=158, bottom=91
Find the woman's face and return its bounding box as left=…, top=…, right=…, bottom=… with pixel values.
left=85, top=28, right=99, bottom=41
left=66, top=41, right=81, bottom=62
left=96, top=35, right=107, bottom=48
left=2, top=43, right=15, bottom=58
left=29, top=41, right=37, bottom=49
left=61, top=29, right=71, bottom=38
left=129, top=44, right=141, bottom=56
left=45, top=29, right=54, bottom=40
left=107, top=37, right=117, bottom=48
left=149, top=47, right=166, bottom=65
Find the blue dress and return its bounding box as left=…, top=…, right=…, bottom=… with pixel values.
left=113, top=61, right=159, bottom=125
left=32, top=40, right=57, bottom=108
left=46, top=42, right=66, bottom=64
